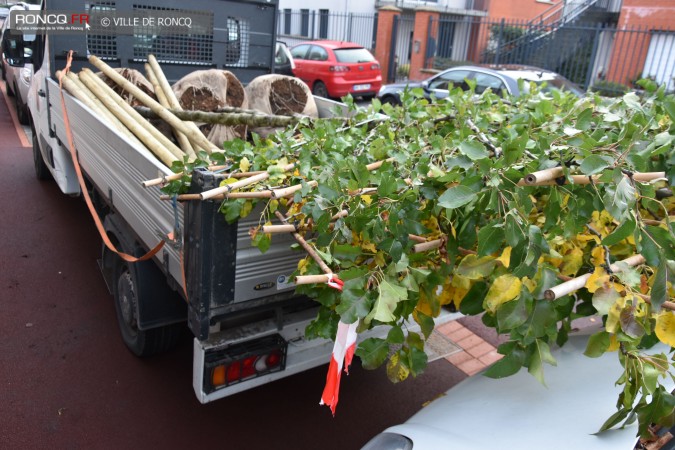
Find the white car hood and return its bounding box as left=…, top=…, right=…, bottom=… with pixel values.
left=381, top=332, right=672, bottom=450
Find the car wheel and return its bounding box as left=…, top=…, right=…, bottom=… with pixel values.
left=32, top=130, right=52, bottom=181
left=16, top=85, right=29, bottom=125
left=361, top=94, right=375, bottom=101
left=380, top=94, right=401, bottom=106
left=312, top=81, right=330, bottom=98
left=112, top=256, right=184, bottom=357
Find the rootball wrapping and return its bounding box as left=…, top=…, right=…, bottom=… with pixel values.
left=245, top=74, right=318, bottom=137
left=172, top=69, right=249, bottom=145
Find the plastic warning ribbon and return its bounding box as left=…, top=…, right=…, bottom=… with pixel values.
left=319, top=320, right=358, bottom=416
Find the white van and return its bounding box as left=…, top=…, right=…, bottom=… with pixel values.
left=1, top=2, right=40, bottom=125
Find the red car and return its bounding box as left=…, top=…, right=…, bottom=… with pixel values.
left=290, top=40, right=382, bottom=100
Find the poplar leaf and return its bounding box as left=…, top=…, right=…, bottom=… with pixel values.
left=438, top=185, right=477, bottom=209
left=528, top=339, right=557, bottom=386
left=485, top=275, right=522, bottom=313
left=366, top=279, right=408, bottom=324
left=455, top=255, right=497, bottom=280
left=239, top=156, right=251, bottom=173
left=561, top=247, right=584, bottom=276
left=580, top=155, right=613, bottom=175
left=386, top=351, right=410, bottom=383
left=655, top=312, right=675, bottom=347
left=459, top=140, right=489, bottom=160
left=650, top=258, right=669, bottom=312
left=592, top=286, right=622, bottom=315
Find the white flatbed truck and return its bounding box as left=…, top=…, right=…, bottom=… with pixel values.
left=5, top=0, right=459, bottom=403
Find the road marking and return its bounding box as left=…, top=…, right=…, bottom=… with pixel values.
left=1, top=80, right=31, bottom=148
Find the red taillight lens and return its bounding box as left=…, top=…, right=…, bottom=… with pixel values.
left=266, top=351, right=282, bottom=368
left=204, top=334, right=287, bottom=393
left=330, top=65, right=350, bottom=72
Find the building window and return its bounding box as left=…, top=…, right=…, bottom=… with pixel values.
left=319, top=9, right=329, bottom=39
left=284, top=9, right=291, bottom=35
left=301, top=9, right=310, bottom=37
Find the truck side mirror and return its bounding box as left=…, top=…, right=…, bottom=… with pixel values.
left=3, top=32, right=26, bottom=67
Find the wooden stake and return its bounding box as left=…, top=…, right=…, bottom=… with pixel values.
left=59, top=71, right=140, bottom=144
left=88, top=55, right=220, bottom=155
left=200, top=163, right=296, bottom=200
left=524, top=167, right=563, bottom=185
left=80, top=69, right=185, bottom=161
left=271, top=181, right=318, bottom=199
left=78, top=69, right=180, bottom=167
left=295, top=274, right=332, bottom=286
left=544, top=254, right=646, bottom=300
left=261, top=224, right=297, bottom=233
left=144, top=62, right=197, bottom=159
left=142, top=168, right=263, bottom=188
left=518, top=171, right=666, bottom=187
left=146, top=55, right=208, bottom=155
left=134, top=105, right=301, bottom=128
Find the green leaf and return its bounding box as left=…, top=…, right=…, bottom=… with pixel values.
left=496, top=289, right=531, bottom=331
left=477, top=222, right=505, bottom=257
left=584, top=331, right=611, bottom=358
left=484, top=347, right=526, bottom=378
left=413, top=310, right=435, bottom=340
left=603, top=172, right=637, bottom=220
left=356, top=338, right=389, bottom=370
left=459, top=282, right=489, bottom=315
left=387, top=326, right=405, bottom=344
left=596, top=408, right=631, bottom=433
left=527, top=339, right=557, bottom=386
left=650, top=258, right=670, bottom=312
left=438, top=185, right=477, bottom=209
left=336, top=282, right=373, bottom=323
left=366, top=278, right=408, bottom=324
left=459, top=140, right=489, bottom=160
left=579, top=155, right=614, bottom=175
left=601, top=218, right=636, bottom=246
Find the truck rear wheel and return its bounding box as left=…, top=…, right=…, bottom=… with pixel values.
left=112, top=257, right=184, bottom=357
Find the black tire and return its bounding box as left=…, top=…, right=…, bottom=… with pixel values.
left=381, top=94, right=401, bottom=106
left=112, top=256, right=184, bottom=357
left=6, top=81, right=14, bottom=97
left=312, top=80, right=329, bottom=98
left=16, top=85, right=29, bottom=125
left=32, top=130, right=52, bottom=181
left=361, top=94, right=375, bottom=101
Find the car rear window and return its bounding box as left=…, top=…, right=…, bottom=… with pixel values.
left=333, top=48, right=375, bottom=63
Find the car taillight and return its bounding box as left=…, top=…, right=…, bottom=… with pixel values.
left=205, top=334, right=287, bottom=393
left=330, top=65, right=350, bottom=72
left=371, top=63, right=380, bottom=70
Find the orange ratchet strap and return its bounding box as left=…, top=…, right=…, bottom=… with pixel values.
left=57, top=50, right=165, bottom=263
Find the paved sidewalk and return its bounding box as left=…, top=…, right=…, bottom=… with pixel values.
left=437, top=320, right=503, bottom=376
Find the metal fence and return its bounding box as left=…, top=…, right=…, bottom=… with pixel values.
left=427, top=15, right=675, bottom=93
left=276, top=10, right=378, bottom=51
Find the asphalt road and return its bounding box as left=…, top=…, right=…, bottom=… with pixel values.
left=0, top=86, right=469, bottom=449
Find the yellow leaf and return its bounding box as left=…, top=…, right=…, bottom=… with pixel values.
left=497, top=247, right=512, bottom=268
left=239, top=156, right=251, bottom=173
left=362, top=241, right=377, bottom=253
left=591, top=246, right=605, bottom=266
left=586, top=267, right=610, bottom=293
left=374, top=251, right=386, bottom=267
left=605, top=296, right=627, bottom=334
left=522, top=277, right=536, bottom=293
left=484, top=275, right=522, bottom=314
left=451, top=274, right=471, bottom=290
left=361, top=195, right=373, bottom=205
left=655, top=312, right=675, bottom=347
left=386, top=352, right=410, bottom=383
left=240, top=200, right=253, bottom=218
left=220, top=177, right=239, bottom=187
left=297, top=258, right=309, bottom=275
left=561, top=247, right=584, bottom=276
left=607, top=334, right=619, bottom=352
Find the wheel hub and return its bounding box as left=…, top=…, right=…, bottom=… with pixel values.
left=117, top=270, right=138, bottom=331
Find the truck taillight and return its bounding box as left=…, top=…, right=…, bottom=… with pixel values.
left=205, top=334, right=287, bottom=393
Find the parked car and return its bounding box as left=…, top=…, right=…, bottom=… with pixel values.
left=1, top=2, right=40, bottom=125
left=361, top=330, right=674, bottom=450
left=290, top=40, right=382, bottom=100
left=377, top=64, right=584, bottom=105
